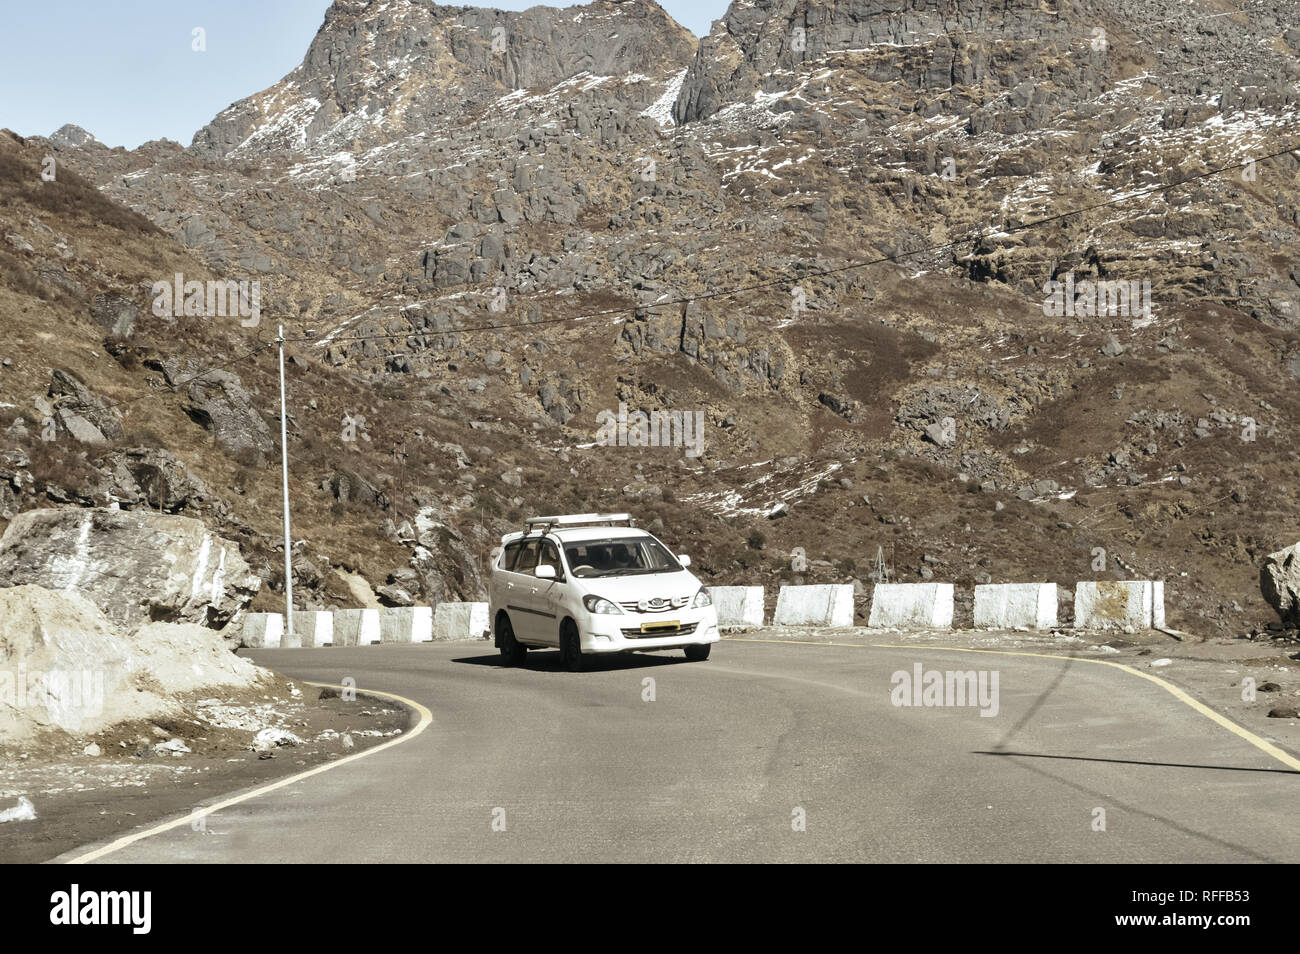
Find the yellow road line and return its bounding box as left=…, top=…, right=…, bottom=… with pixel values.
left=64, top=683, right=432, bottom=864
left=731, top=637, right=1300, bottom=773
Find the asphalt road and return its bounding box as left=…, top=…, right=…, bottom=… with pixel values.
left=66, top=639, right=1300, bottom=863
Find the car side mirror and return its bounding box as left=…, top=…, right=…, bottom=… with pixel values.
left=677, top=554, right=691, bottom=567
left=535, top=564, right=557, bottom=579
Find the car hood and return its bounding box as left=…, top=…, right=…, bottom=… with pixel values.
left=574, top=570, right=701, bottom=603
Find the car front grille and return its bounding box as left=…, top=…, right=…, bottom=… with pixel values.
left=622, top=622, right=699, bottom=639
left=619, top=597, right=689, bottom=613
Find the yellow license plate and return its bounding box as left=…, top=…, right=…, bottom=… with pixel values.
left=641, top=621, right=680, bottom=633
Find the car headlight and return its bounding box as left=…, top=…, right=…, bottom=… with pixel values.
left=692, top=587, right=713, bottom=608
left=582, top=595, right=623, bottom=614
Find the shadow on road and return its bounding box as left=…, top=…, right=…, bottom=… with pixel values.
left=451, top=651, right=693, bottom=673
left=974, top=749, right=1300, bottom=775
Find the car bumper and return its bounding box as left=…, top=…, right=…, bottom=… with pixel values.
left=579, top=607, right=720, bottom=654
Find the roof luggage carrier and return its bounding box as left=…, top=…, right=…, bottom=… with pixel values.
left=523, top=513, right=637, bottom=534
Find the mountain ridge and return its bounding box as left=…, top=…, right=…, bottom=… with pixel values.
left=5, top=0, right=1300, bottom=637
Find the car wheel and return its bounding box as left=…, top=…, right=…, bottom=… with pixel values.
left=560, top=623, right=584, bottom=672
left=498, top=615, right=527, bottom=666
left=684, top=643, right=711, bottom=662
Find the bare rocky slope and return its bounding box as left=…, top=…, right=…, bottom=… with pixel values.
left=4, top=0, right=1300, bottom=637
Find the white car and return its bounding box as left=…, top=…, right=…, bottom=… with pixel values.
left=489, top=513, right=720, bottom=670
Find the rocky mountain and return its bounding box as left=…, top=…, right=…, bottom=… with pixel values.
left=192, top=0, right=696, bottom=158
left=4, top=0, right=1300, bottom=637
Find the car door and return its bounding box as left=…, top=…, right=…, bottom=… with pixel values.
left=492, top=541, right=522, bottom=633
left=531, top=539, right=567, bottom=646
left=504, top=540, right=540, bottom=647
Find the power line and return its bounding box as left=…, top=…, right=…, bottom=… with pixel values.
left=289, top=139, right=1299, bottom=349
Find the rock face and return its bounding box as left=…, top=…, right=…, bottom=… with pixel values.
left=163, top=359, right=275, bottom=465
left=0, top=508, right=260, bottom=629
left=99, top=447, right=212, bottom=513
left=48, top=369, right=123, bottom=444
left=89, top=293, right=137, bottom=337
left=191, top=0, right=697, bottom=158
left=1261, top=543, right=1300, bottom=627
left=48, top=124, right=100, bottom=147
left=674, top=0, right=1076, bottom=124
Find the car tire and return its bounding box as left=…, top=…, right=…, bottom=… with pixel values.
left=684, top=643, right=711, bottom=662
left=498, top=615, right=527, bottom=666
left=560, top=623, right=584, bottom=672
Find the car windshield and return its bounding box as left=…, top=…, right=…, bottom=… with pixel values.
left=563, top=537, right=683, bottom=578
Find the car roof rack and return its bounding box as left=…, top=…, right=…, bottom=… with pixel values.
left=523, top=513, right=636, bottom=535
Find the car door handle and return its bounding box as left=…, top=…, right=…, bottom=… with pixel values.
left=506, top=581, right=514, bottom=589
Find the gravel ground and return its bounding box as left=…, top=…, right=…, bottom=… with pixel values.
left=0, top=683, right=410, bottom=863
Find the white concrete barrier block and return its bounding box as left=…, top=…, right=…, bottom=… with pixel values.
left=974, top=583, right=1058, bottom=630
left=1074, top=581, right=1165, bottom=630
left=773, top=584, right=855, bottom=627
left=284, top=613, right=330, bottom=649
left=243, top=612, right=283, bottom=649
left=867, top=583, right=954, bottom=629
left=432, top=602, right=490, bottom=641
left=708, top=586, right=764, bottom=628
left=280, top=614, right=303, bottom=649
left=380, top=606, right=433, bottom=643
left=334, top=608, right=381, bottom=646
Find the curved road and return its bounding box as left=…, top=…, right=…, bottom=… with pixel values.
left=67, top=639, right=1300, bottom=863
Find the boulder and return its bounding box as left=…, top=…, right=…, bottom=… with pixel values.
left=0, top=508, right=259, bottom=629
left=163, top=359, right=274, bottom=465
left=0, top=585, right=131, bottom=737
left=1261, top=542, right=1300, bottom=627
left=89, top=294, right=137, bottom=337
left=0, top=585, right=270, bottom=744
left=48, top=369, right=123, bottom=443
left=100, top=447, right=211, bottom=512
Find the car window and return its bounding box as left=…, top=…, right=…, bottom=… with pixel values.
left=501, top=541, right=523, bottom=571
left=562, top=537, right=682, bottom=578
left=539, top=541, right=564, bottom=581
left=514, top=540, right=540, bottom=575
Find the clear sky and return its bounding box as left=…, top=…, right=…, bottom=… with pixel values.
left=0, top=0, right=728, bottom=150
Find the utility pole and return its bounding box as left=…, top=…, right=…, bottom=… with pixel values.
left=277, top=325, right=293, bottom=643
